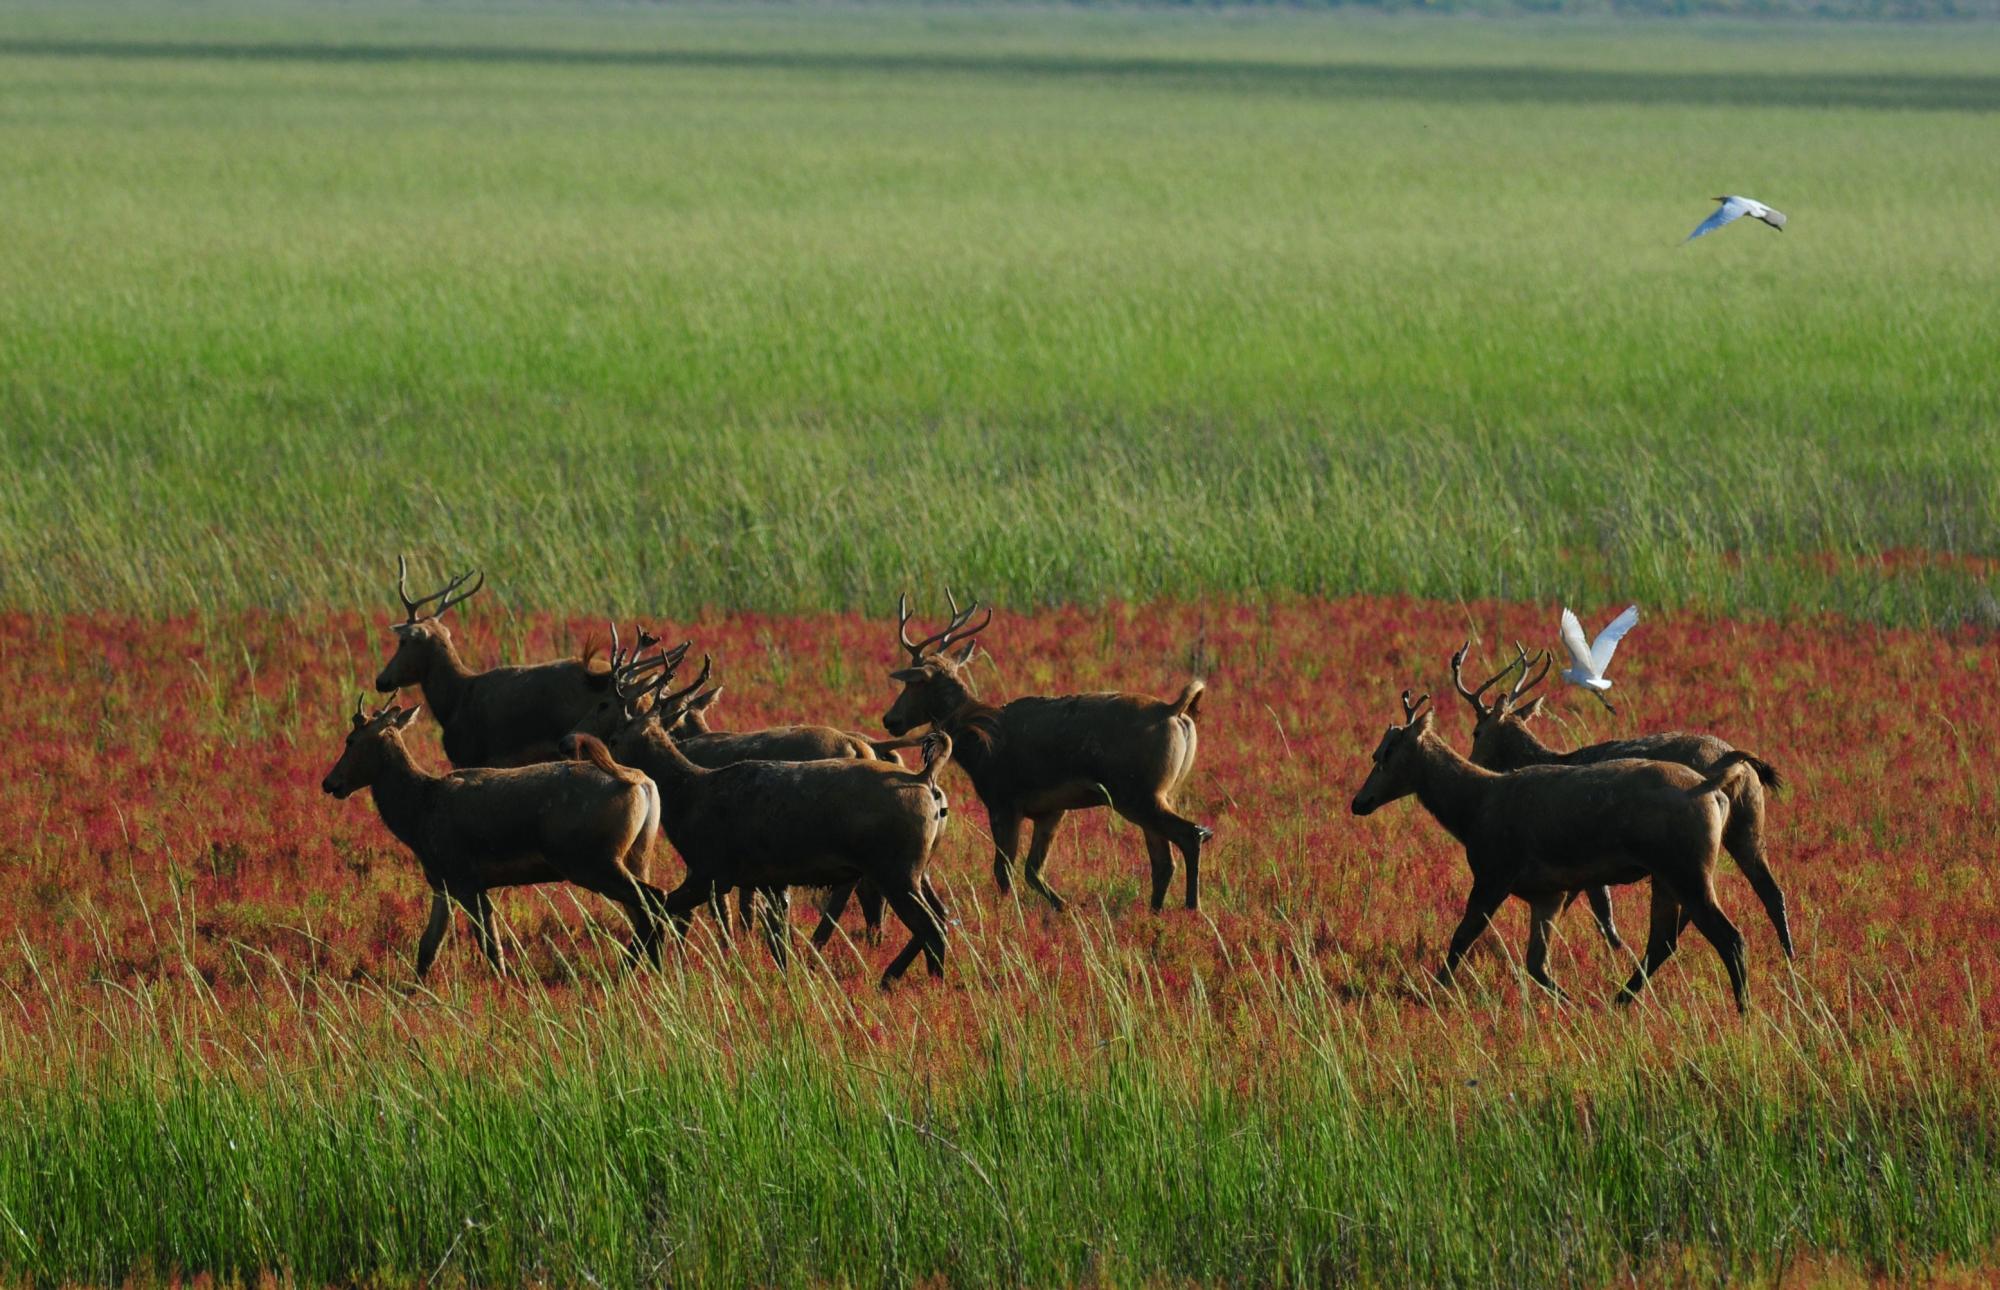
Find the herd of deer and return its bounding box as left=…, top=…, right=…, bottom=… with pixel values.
left=320, top=561, right=1792, bottom=1010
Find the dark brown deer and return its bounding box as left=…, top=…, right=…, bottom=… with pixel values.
left=372, top=556, right=618, bottom=768
left=570, top=655, right=956, bottom=988
left=571, top=644, right=930, bottom=947
left=880, top=594, right=1209, bottom=912
left=321, top=698, right=665, bottom=978
left=1452, top=642, right=1794, bottom=958
left=1351, top=690, right=1759, bottom=1012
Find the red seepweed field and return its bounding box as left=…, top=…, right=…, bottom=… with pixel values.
left=2, top=596, right=1997, bottom=1286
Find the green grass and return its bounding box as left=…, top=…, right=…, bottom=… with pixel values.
left=4, top=925, right=1996, bottom=1289
left=2, top=3, right=1998, bottom=622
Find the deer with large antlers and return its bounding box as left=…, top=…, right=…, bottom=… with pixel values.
left=1451, top=642, right=1794, bottom=958
left=569, top=641, right=929, bottom=948
left=321, top=699, right=665, bottom=978
left=371, top=556, right=621, bottom=769
left=1353, top=690, right=1760, bottom=1012
left=566, top=653, right=956, bottom=987
left=880, top=594, right=1210, bottom=912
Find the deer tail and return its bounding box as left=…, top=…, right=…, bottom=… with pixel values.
left=570, top=732, right=646, bottom=785
left=869, top=734, right=928, bottom=765
left=1736, top=751, right=1784, bottom=794
left=918, top=732, right=954, bottom=787
left=1172, top=678, right=1205, bottom=721
left=1686, top=751, right=1762, bottom=799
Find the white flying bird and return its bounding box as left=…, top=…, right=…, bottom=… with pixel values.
left=1685, top=194, right=1787, bottom=243
left=1558, top=604, right=1639, bottom=713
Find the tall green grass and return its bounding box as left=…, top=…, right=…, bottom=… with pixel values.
left=2, top=3, right=1998, bottom=622
left=3, top=908, right=1996, bottom=1288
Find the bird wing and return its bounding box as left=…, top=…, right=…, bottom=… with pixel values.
left=1684, top=200, right=1746, bottom=242
left=1589, top=604, right=1640, bottom=674
left=1757, top=206, right=1787, bottom=231
left=1559, top=608, right=1596, bottom=676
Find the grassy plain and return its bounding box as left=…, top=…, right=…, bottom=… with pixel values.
left=2, top=3, right=1998, bottom=621
left=1, top=600, right=1997, bottom=1287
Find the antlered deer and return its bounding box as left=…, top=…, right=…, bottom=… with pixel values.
left=572, top=654, right=956, bottom=988
left=372, top=557, right=619, bottom=768
left=321, top=699, right=665, bottom=978
left=1452, top=642, right=1794, bottom=958
left=880, top=595, right=1210, bottom=912
left=1351, top=690, right=1759, bottom=1012
left=570, top=643, right=930, bottom=947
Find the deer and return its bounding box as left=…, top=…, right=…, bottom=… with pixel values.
left=320, top=698, right=666, bottom=979
left=880, top=594, right=1210, bottom=913
left=371, top=556, right=620, bottom=768
left=569, top=641, right=932, bottom=948
left=565, top=653, right=956, bottom=988
left=1451, top=642, right=1794, bottom=958
left=1351, top=689, right=1760, bottom=1013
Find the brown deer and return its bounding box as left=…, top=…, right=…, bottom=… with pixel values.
left=569, top=654, right=956, bottom=988
left=1351, top=690, right=1758, bottom=1012
left=321, top=698, right=665, bottom=978
left=880, top=594, right=1210, bottom=912
left=1452, top=642, right=1794, bottom=958
left=570, top=643, right=930, bottom=947
left=371, top=556, right=618, bottom=768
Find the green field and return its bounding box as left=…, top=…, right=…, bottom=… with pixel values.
left=3, top=3, right=1998, bottom=621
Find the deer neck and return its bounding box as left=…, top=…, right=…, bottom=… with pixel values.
left=936, top=688, right=1003, bottom=773
left=415, top=636, right=477, bottom=725
left=1496, top=718, right=1559, bottom=769
left=631, top=721, right=704, bottom=786
left=368, top=738, right=439, bottom=851
left=1408, top=734, right=1492, bottom=845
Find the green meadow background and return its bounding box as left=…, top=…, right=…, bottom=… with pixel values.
left=1, top=2, right=1996, bottom=622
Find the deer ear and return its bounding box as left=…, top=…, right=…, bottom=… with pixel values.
left=690, top=686, right=722, bottom=711
left=393, top=706, right=423, bottom=729
left=889, top=667, right=928, bottom=684
left=1414, top=710, right=1435, bottom=735
left=1516, top=696, right=1544, bottom=721
left=952, top=641, right=978, bottom=665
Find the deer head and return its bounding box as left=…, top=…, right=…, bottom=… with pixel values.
left=1349, top=689, right=1434, bottom=816
left=568, top=630, right=691, bottom=743
left=322, top=697, right=423, bottom=798
left=881, top=591, right=991, bottom=735
left=374, top=556, right=486, bottom=691
left=1451, top=641, right=1550, bottom=767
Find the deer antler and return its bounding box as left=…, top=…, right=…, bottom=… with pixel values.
left=395, top=556, right=483, bottom=623
left=897, top=590, right=990, bottom=661
left=1401, top=689, right=1431, bottom=724
left=1504, top=641, right=1551, bottom=709
left=1450, top=639, right=1525, bottom=715
left=648, top=652, right=714, bottom=721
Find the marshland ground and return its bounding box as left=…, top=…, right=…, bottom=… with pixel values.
left=1, top=3, right=1998, bottom=1286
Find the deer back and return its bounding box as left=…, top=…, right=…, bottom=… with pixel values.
left=444, top=658, right=617, bottom=767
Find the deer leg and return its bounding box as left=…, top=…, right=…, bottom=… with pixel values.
left=659, top=875, right=717, bottom=937
left=1021, top=813, right=1069, bottom=912
left=879, top=884, right=948, bottom=989
left=735, top=886, right=757, bottom=936
left=1583, top=886, right=1623, bottom=951
left=466, top=890, right=503, bottom=975
left=1119, top=799, right=1208, bottom=911
left=414, top=890, right=451, bottom=980
left=1675, top=877, right=1750, bottom=1015
left=989, top=809, right=1023, bottom=897
left=919, top=875, right=949, bottom=924
left=1524, top=895, right=1570, bottom=1001
left=858, top=879, right=886, bottom=945
left=1616, top=886, right=1693, bottom=1007
left=1143, top=831, right=1175, bottom=912
left=1436, top=882, right=1507, bottom=988
left=761, top=887, right=792, bottom=969
left=810, top=882, right=857, bottom=950
left=1724, top=809, right=1794, bottom=959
